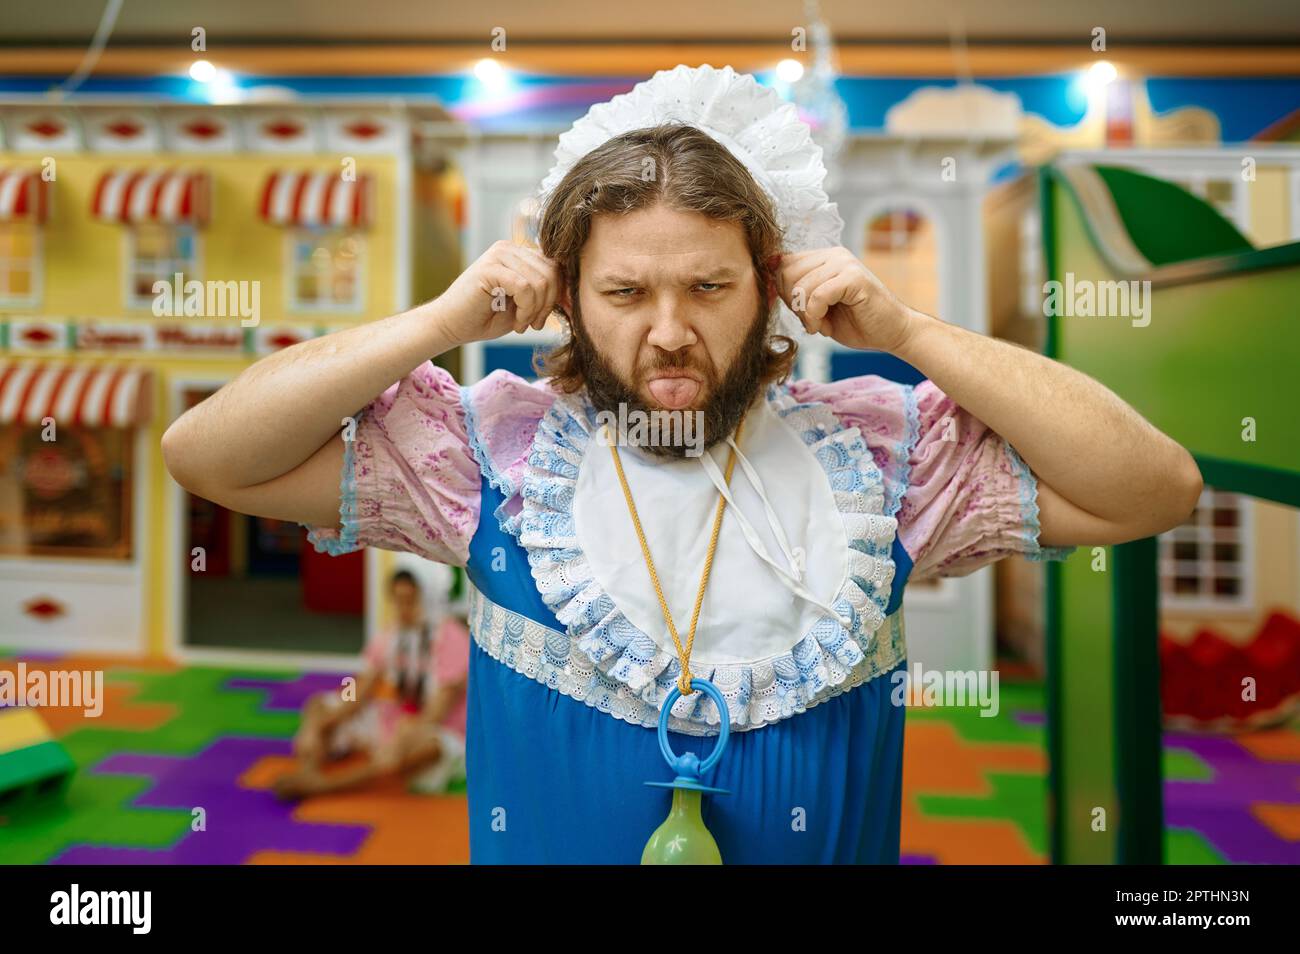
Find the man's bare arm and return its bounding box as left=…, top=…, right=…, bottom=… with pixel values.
left=776, top=247, right=1203, bottom=549
left=162, top=301, right=461, bottom=527
left=892, top=308, right=1203, bottom=548
left=162, top=241, right=563, bottom=528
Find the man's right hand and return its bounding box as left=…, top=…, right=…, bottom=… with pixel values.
left=436, top=240, right=566, bottom=347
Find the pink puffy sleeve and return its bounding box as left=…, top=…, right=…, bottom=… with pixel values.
left=900, top=381, right=1075, bottom=580
left=787, top=375, right=1074, bottom=583
left=303, top=362, right=482, bottom=567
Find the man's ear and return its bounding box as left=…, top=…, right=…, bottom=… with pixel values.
left=556, top=280, right=578, bottom=322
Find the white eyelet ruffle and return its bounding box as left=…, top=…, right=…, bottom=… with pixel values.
left=501, top=382, right=903, bottom=734
left=536, top=64, right=844, bottom=255
left=534, top=64, right=846, bottom=340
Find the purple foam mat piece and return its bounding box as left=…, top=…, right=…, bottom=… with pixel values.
left=52, top=736, right=371, bottom=864
left=1013, top=711, right=1046, bottom=727
left=226, top=672, right=350, bottom=711
left=901, top=853, right=939, bottom=865
left=1164, top=811, right=1297, bottom=865
left=1163, top=731, right=1300, bottom=864
left=1165, top=733, right=1299, bottom=803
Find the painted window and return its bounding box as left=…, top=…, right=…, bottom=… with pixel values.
left=129, top=224, right=197, bottom=309
left=0, top=221, right=41, bottom=307
left=289, top=228, right=362, bottom=312
left=1160, top=487, right=1252, bottom=608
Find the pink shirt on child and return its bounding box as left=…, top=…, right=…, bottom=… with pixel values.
left=364, top=616, right=470, bottom=738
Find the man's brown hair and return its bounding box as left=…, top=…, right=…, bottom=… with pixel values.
left=532, top=122, right=797, bottom=390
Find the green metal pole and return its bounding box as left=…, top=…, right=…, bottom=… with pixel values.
left=1112, top=537, right=1164, bottom=864
left=1044, top=559, right=1064, bottom=864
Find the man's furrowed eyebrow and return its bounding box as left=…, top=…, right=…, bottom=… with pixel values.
left=593, top=266, right=742, bottom=286
left=690, top=266, right=741, bottom=282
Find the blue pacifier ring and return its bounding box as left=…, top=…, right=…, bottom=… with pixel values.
left=656, top=677, right=730, bottom=778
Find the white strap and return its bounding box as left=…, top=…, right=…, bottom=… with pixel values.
left=722, top=434, right=805, bottom=582
left=698, top=448, right=853, bottom=629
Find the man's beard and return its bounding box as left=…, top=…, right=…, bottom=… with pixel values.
left=571, top=300, right=773, bottom=459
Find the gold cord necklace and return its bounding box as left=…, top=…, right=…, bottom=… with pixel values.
left=606, top=414, right=747, bottom=697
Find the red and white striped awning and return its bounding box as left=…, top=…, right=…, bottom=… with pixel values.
left=0, top=363, right=152, bottom=427
left=92, top=169, right=209, bottom=226
left=0, top=169, right=48, bottom=224
left=260, top=171, right=373, bottom=229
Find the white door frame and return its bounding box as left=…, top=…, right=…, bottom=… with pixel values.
left=166, top=372, right=366, bottom=672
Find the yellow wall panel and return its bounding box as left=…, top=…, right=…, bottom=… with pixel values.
left=5, top=153, right=399, bottom=326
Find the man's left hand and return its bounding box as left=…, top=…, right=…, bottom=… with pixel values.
left=774, top=247, right=914, bottom=353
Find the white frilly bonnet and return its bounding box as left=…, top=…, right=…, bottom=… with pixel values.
left=535, top=63, right=846, bottom=339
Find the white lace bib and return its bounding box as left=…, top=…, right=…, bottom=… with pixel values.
left=574, top=396, right=846, bottom=668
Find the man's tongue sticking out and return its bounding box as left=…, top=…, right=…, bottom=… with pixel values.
left=647, top=376, right=700, bottom=410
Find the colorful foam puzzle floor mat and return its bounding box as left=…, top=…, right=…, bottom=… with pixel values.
left=1, top=652, right=1297, bottom=864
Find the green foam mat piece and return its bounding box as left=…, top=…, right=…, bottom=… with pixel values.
left=0, top=771, right=192, bottom=864
left=1165, top=826, right=1228, bottom=865
left=905, top=681, right=1046, bottom=746
left=59, top=666, right=297, bottom=765
left=1162, top=746, right=1214, bottom=782
left=915, top=771, right=1049, bottom=856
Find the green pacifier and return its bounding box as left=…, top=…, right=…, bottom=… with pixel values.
left=641, top=677, right=731, bottom=865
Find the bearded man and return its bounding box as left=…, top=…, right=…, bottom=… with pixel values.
left=164, top=66, right=1201, bottom=864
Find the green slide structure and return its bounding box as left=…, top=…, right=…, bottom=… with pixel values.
left=1039, top=163, right=1300, bottom=864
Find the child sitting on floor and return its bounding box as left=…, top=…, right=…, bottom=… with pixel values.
left=275, top=569, right=469, bottom=799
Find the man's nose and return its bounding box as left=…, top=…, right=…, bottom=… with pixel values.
left=644, top=296, right=697, bottom=352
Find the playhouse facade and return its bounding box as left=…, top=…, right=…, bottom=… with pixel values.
left=0, top=99, right=460, bottom=660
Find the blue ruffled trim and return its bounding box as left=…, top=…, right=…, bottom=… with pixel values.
left=459, top=384, right=524, bottom=537
left=885, top=383, right=921, bottom=520
left=510, top=383, right=903, bottom=731
left=771, top=379, right=898, bottom=616
left=304, top=412, right=363, bottom=555
left=1006, top=443, right=1076, bottom=563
